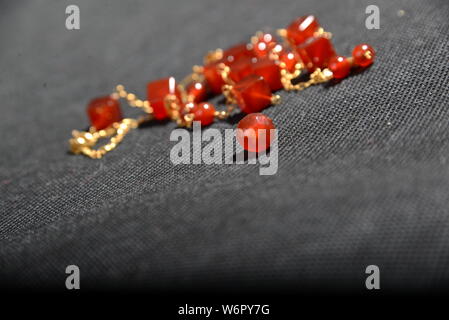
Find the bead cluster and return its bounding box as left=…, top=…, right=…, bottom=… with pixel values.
left=70, top=15, right=375, bottom=158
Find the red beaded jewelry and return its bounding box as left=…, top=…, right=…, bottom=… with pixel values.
left=69, top=15, right=376, bottom=158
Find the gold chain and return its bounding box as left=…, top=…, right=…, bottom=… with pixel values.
left=70, top=118, right=137, bottom=159
left=69, top=85, right=153, bottom=159
left=114, top=85, right=153, bottom=113
left=283, top=68, right=334, bottom=91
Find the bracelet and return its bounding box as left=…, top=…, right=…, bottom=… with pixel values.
left=69, top=15, right=375, bottom=158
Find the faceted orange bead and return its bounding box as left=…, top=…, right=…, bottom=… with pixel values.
left=228, top=56, right=255, bottom=83
left=186, top=102, right=216, bottom=126
left=237, top=113, right=275, bottom=153
left=87, top=96, right=122, bottom=130
left=232, top=75, right=273, bottom=114
left=352, top=43, right=375, bottom=67
left=286, top=15, right=320, bottom=45
left=296, top=36, right=336, bottom=71
left=328, top=55, right=351, bottom=79
left=251, top=57, right=282, bottom=91
left=147, top=77, right=181, bottom=120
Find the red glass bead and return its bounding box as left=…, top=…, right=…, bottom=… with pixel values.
left=186, top=102, right=216, bottom=126
left=251, top=57, right=282, bottom=91
left=203, top=43, right=255, bottom=95
left=352, top=43, right=375, bottom=67
left=203, top=61, right=225, bottom=95
left=231, top=75, right=273, bottom=114
left=277, top=48, right=300, bottom=72
left=328, top=55, right=351, bottom=79
left=296, top=36, right=336, bottom=71
left=286, top=15, right=320, bottom=45
left=147, top=77, right=181, bottom=120
left=222, top=43, right=254, bottom=63
left=253, top=32, right=277, bottom=57
left=237, top=113, right=275, bottom=153
left=186, top=80, right=208, bottom=103
left=228, top=56, right=255, bottom=83
left=87, top=96, right=122, bottom=130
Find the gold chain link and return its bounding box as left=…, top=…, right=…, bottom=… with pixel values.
left=69, top=85, right=154, bottom=159
left=69, top=118, right=138, bottom=159
left=284, top=68, right=333, bottom=91
left=114, top=85, right=153, bottom=114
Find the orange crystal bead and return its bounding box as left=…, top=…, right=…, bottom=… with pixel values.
left=147, top=77, right=181, bottom=120
left=251, top=57, right=282, bottom=91
left=296, top=36, right=336, bottom=71
left=231, top=75, right=273, bottom=114
left=286, top=15, right=320, bottom=45
left=87, top=96, right=122, bottom=130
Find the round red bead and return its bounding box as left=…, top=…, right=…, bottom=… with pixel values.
left=237, top=113, right=276, bottom=153
left=253, top=32, right=277, bottom=57
left=186, top=81, right=208, bottom=103
left=328, top=55, right=351, bottom=79
left=186, top=102, right=215, bottom=126
left=352, top=43, right=375, bottom=67
left=277, top=48, right=300, bottom=72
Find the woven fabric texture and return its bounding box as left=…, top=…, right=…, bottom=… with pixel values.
left=0, top=0, right=448, bottom=291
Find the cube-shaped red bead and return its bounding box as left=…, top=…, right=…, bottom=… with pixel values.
left=147, top=77, right=181, bottom=120
left=203, top=61, right=225, bottom=95
left=251, top=57, right=282, bottom=91
left=228, top=56, right=255, bottom=83
left=296, top=36, right=336, bottom=71
left=286, top=15, right=320, bottom=45
left=87, top=96, right=122, bottom=130
left=203, top=43, right=255, bottom=95
left=222, top=43, right=254, bottom=63
left=232, top=75, right=272, bottom=114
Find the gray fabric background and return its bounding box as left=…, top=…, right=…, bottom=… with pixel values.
left=0, top=0, right=448, bottom=291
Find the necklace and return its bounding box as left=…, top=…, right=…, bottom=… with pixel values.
left=69, top=15, right=375, bottom=158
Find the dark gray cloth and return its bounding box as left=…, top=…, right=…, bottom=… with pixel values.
left=0, top=0, right=448, bottom=292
